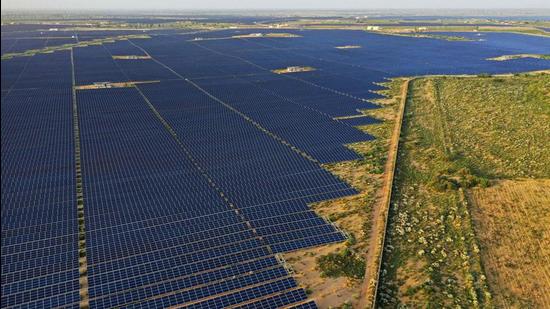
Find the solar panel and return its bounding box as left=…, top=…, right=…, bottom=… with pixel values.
left=1, top=51, right=80, bottom=308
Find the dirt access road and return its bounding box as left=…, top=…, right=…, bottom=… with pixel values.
left=359, top=78, right=411, bottom=308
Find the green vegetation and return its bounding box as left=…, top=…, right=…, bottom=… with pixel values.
left=393, top=33, right=473, bottom=41
left=317, top=247, right=366, bottom=279
left=430, top=74, right=550, bottom=178
left=1, top=34, right=151, bottom=60
left=430, top=26, right=549, bottom=37
left=378, top=73, right=550, bottom=307
left=487, top=53, right=550, bottom=61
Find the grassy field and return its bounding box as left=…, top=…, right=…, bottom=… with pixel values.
left=378, top=73, right=550, bottom=308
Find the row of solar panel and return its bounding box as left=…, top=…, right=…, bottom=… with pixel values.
left=79, top=86, right=280, bottom=306
left=0, top=33, right=388, bottom=307
left=1, top=50, right=81, bottom=309
left=74, top=85, right=317, bottom=307
left=1, top=51, right=72, bottom=91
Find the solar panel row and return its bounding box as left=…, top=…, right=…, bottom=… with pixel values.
left=1, top=50, right=81, bottom=309
left=76, top=86, right=324, bottom=307
left=1, top=32, right=397, bottom=308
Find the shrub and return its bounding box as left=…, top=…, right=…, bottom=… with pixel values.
left=317, top=248, right=366, bottom=279
left=431, top=174, right=458, bottom=191
left=477, top=177, right=490, bottom=188
left=345, top=233, right=357, bottom=247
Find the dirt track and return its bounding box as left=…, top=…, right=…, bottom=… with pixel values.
left=358, top=78, right=411, bottom=308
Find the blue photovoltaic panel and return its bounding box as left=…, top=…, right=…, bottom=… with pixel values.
left=73, top=45, right=129, bottom=85
left=339, top=116, right=383, bottom=127
left=1, top=51, right=80, bottom=309
left=76, top=87, right=317, bottom=308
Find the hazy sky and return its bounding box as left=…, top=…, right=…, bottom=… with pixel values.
left=2, top=0, right=550, bottom=10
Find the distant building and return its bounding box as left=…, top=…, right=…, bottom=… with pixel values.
left=48, top=28, right=59, bottom=31
left=366, top=26, right=381, bottom=31
left=286, top=66, right=302, bottom=72
left=93, top=82, right=113, bottom=88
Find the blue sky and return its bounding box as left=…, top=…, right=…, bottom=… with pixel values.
left=2, top=0, right=550, bottom=10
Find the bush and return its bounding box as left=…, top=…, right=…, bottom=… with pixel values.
left=317, top=248, right=366, bottom=279
left=431, top=174, right=458, bottom=191
left=477, top=177, right=490, bottom=188
left=345, top=233, right=357, bottom=247
left=433, top=168, right=491, bottom=190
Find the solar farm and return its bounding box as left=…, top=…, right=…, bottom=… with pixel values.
left=1, top=15, right=550, bottom=309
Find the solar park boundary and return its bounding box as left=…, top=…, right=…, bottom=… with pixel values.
left=2, top=36, right=393, bottom=309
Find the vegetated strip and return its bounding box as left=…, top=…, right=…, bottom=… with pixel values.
left=188, top=32, right=301, bottom=41
left=359, top=78, right=411, bottom=308
left=1, top=34, right=151, bottom=60
left=487, top=53, right=550, bottom=61
left=74, top=80, right=159, bottom=90
left=70, top=48, right=90, bottom=308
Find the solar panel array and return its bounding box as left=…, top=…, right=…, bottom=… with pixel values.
left=74, top=79, right=355, bottom=306
left=3, top=28, right=549, bottom=308
left=2, top=50, right=80, bottom=308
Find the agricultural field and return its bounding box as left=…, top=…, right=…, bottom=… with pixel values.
left=469, top=179, right=550, bottom=308
left=378, top=74, right=550, bottom=308
left=1, top=13, right=550, bottom=309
